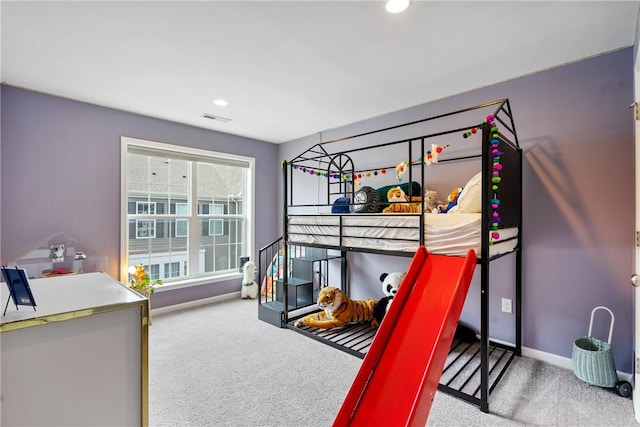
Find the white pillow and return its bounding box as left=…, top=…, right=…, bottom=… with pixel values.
left=449, top=172, right=482, bottom=213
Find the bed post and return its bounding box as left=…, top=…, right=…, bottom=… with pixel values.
left=509, top=130, right=523, bottom=356
left=282, top=160, right=289, bottom=327
left=480, top=120, right=491, bottom=413
left=341, top=251, right=348, bottom=295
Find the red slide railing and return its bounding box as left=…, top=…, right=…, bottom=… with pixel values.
left=333, top=246, right=477, bottom=427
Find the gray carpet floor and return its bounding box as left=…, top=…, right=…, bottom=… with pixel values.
left=149, top=297, right=637, bottom=426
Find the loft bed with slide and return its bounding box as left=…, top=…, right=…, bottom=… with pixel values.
left=258, top=99, right=522, bottom=413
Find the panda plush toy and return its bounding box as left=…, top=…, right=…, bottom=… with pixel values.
left=371, top=270, right=478, bottom=342
left=372, top=272, right=404, bottom=328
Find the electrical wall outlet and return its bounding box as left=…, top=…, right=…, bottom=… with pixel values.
left=501, top=298, right=513, bottom=313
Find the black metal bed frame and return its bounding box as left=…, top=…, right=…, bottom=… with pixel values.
left=259, top=99, right=522, bottom=413
left=289, top=320, right=518, bottom=409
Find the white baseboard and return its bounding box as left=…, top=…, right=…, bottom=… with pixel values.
left=522, top=346, right=632, bottom=383
left=522, top=346, right=573, bottom=370
left=487, top=339, right=574, bottom=371
left=151, top=291, right=242, bottom=316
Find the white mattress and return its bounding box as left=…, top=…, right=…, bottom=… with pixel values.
left=287, top=213, right=518, bottom=258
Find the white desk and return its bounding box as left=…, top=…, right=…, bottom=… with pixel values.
left=1, top=272, right=149, bottom=426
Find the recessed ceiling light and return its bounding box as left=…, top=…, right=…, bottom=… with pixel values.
left=386, top=0, right=412, bottom=13
left=213, top=99, right=229, bottom=107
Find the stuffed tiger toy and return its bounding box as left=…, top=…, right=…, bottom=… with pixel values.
left=382, top=186, right=421, bottom=213
left=293, top=287, right=378, bottom=329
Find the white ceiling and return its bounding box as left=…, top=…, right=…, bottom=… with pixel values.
left=2, top=1, right=638, bottom=144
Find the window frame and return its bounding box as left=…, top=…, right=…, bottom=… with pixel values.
left=208, top=218, right=224, bottom=236
left=175, top=219, right=188, bottom=238
left=175, top=202, right=189, bottom=215
left=145, top=264, right=160, bottom=281
left=135, top=218, right=156, bottom=239
left=164, top=261, right=181, bottom=279
left=136, top=201, right=156, bottom=215
left=121, top=137, right=254, bottom=290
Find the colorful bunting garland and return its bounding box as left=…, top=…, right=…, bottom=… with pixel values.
left=290, top=164, right=388, bottom=181
left=289, top=124, right=481, bottom=183
left=395, top=142, right=455, bottom=181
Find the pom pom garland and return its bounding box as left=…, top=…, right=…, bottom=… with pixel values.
left=462, top=126, right=480, bottom=138
left=486, top=114, right=502, bottom=244
left=396, top=161, right=409, bottom=181
left=289, top=163, right=389, bottom=181
left=290, top=139, right=461, bottom=183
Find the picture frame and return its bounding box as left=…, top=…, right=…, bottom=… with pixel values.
left=2, top=266, right=37, bottom=315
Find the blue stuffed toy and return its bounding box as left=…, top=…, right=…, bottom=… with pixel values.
left=436, top=187, right=463, bottom=213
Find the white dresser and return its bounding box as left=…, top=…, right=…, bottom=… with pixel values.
left=1, top=272, right=149, bottom=426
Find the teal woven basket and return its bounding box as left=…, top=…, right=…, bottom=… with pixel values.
left=572, top=306, right=618, bottom=388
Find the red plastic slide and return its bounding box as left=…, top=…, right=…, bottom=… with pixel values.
left=333, top=246, right=477, bottom=427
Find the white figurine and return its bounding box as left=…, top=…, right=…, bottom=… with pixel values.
left=50, top=244, right=65, bottom=263
left=241, top=261, right=258, bottom=299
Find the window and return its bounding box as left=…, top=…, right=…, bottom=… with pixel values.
left=174, top=202, right=188, bottom=238
left=208, top=219, right=223, bottom=236
left=175, top=219, right=188, bottom=237
left=145, top=264, right=160, bottom=281
left=136, top=201, right=156, bottom=215
left=175, top=203, right=189, bottom=215
left=121, top=137, right=254, bottom=286
left=208, top=203, right=224, bottom=215
left=207, top=203, right=224, bottom=236
left=164, top=262, right=181, bottom=278
left=136, top=219, right=156, bottom=238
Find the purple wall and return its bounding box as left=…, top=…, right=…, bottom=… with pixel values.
left=2, top=47, right=634, bottom=371
left=1, top=85, right=279, bottom=307
left=279, top=48, right=635, bottom=371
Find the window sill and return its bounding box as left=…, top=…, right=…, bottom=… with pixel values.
left=153, top=272, right=243, bottom=292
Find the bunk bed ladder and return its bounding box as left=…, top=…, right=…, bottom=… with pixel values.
left=257, top=237, right=347, bottom=328
left=257, top=237, right=286, bottom=327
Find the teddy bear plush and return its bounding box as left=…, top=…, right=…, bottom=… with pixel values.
left=382, top=186, right=421, bottom=213
left=434, top=187, right=463, bottom=214
left=372, top=271, right=405, bottom=328
left=423, top=189, right=442, bottom=213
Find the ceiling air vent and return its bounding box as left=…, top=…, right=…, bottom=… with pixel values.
left=202, top=113, right=232, bottom=123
